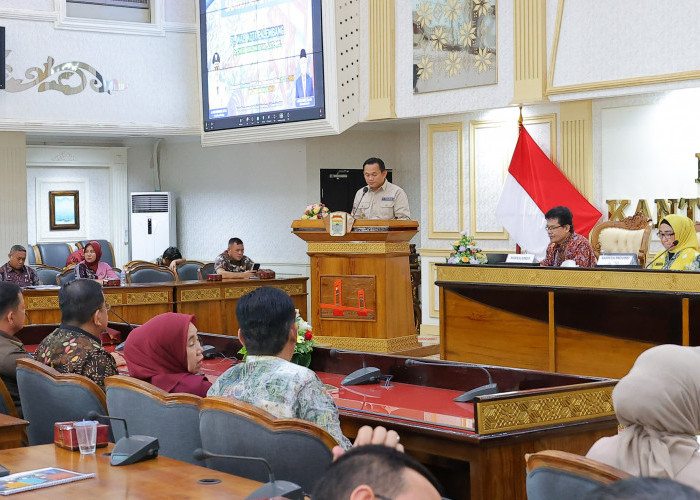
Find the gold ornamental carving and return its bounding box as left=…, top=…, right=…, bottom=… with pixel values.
left=307, top=242, right=409, bottom=254
left=224, top=284, right=304, bottom=299
left=180, top=289, right=222, bottom=302
left=104, top=294, right=123, bottom=306
left=126, top=292, right=169, bottom=305
left=476, top=386, right=614, bottom=435
left=25, top=296, right=59, bottom=311
left=314, top=335, right=421, bottom=353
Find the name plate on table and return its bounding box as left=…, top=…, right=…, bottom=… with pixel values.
left=597, top=253, right=639, bottom=267
left=505, top=254, right=536, bottom=264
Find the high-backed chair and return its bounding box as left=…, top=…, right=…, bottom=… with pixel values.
left=56, top=267, right=76, bottom=286
left=76, top=240, right=116, bottom=268
left=33, top=265, right=62, bottom=286
left=27, top=245, right=39, bottom=265
left=16, top=358, right=107, bottom=445
left=175, top=261, right=205, bottom=281
left=105, top=376, right=203, bottom=465
left=126, top=264, right=177, bottom=284
left=124, top=260, right=152, bottom=270
left=589, top=211, right=652, bottom=267
left=197, top=262, right=216, bottom=280
left=34, top=243, right=73, bottom=269
left=525, top=450, right=632, bottom=500
left=199, top=397, right=336, bottom=494
left=0, top=378, right=19, bottom=418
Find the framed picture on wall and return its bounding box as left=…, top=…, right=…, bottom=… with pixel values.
left=49, top=191, right=80, bottom=230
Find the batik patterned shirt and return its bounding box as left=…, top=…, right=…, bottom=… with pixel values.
left=208, top=355, right=351, bottom=449
left=213, top=251, right=254, bottom=273
left=0, top=263, right=39, bottom=287
left=540, top=232, right=597, bottom=268
left=34, top=324, right=118, bottom=389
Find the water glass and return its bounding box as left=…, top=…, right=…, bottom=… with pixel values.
left=73, top=420, right=98, bottom=454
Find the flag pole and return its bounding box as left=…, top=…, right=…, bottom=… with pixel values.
left=518, top=105, right=523, bottom=131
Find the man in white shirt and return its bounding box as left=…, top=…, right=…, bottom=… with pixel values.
left=351, top=158, right=410, bottom=220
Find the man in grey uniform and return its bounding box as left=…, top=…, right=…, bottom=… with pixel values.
left=352, top=158, right=410, bottom=220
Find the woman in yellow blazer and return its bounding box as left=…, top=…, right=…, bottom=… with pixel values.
left=648, top=214, right=699, bottom=270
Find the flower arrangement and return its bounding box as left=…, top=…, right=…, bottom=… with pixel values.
left=301, top=203, right=330, bottom=219
left=446, top=232, right=488, bottom=265
left=238, top=309, right=317, bottom=367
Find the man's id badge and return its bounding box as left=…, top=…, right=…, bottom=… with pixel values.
left=381, top=197, right=394, bottom=201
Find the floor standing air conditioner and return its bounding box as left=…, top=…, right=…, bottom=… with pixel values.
left=130, top=192, right=176, bottom=262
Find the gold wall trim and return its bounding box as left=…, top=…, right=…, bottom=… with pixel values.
left=546, top=0, right=700, bottom=95
left=104, top=294, right=123, bottom=306
left=126, top=291, right=169, bottom=305
left=314, top=334, right=421, bottom=353
left=476, top=385, right=614, bottom=434
left=428, top=261, right=440, bottom=318
left=437, top=265, right=700, bottom=294
left=307, top=242, right=409, bottom=254
left=25, top=296, right=58, bottom=311
left=417, top=248, right=451, bottom=257
left=427, top=122, right=464, bottom=239
left=513, top=0, right=546, bottom=103
left=366, top=0, right=396, bottom=120
left=224, top=283, right=305, bottom=299
left=560, top=100, right=593, bottom=199
left=180, top=288, right=222, bottom=302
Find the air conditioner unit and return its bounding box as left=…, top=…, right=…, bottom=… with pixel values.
left=130, top=192, right=176, bottom=262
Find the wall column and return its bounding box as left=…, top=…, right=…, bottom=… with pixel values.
left=366, top=0, right=396, bottom=120
left=513, top=0, right=547, bottom=104
left=560, top=100, right=593, bottom=199
left=0, top=132, right=27, bottom=252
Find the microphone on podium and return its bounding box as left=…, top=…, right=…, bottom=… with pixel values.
left=404, top=359, right=499, bottom=402
left=193, top=448, right=303, bottom=500
left=87, top=411, right=159, bottom=466
left=351, top=186, right=369, bottom=217
left=645, top=239, right=679, bottom=269
left=329, top=348, right=384, bottom=386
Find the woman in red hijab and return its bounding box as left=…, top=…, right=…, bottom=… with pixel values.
left=123, top=312, right=211, bottom=397
left=74, top=241, right=118, bottom=280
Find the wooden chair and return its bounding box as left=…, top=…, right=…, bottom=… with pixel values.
left=16, top=358, right=107, bottom=445
left=525, top=450, right=632, bottom=500
left=199, top=397, right=336, bottom=493
left=123, top=260, right=152, bottom=270
left=197, top=262, right=216, bottom=280
left=105, top=376, right=203, bottom=465
left=589, top=211, right=652, bottom=267
left=0, top=378, right=20, bottom=418
left=174, top=260, right=205, bottom=281
left=32, top=265, right=62, bottom=286
left=56, top=266, right=77, bottom=286
left=126, top=263, right=177, bottom=284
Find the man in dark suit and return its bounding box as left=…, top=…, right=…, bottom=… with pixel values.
left=295, top=49, right=314, bottom=99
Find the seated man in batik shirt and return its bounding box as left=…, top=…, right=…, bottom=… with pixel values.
left=0, top=245, right=39, bottom=288
left=214, top=237, right=258, bottom=279
left=35, top=279, right=124, bottom=389
left=540, top=206, right=597, bottom=268
left=208, top=286, right=352, bottom=450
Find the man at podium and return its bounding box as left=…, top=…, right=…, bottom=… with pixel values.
left=352, top=158, right=410, bottom=220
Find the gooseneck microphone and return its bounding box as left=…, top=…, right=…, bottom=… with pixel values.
left=108, top=308, right=134, bottom=332
left=645, top=239, right=679, bottom=269
left=87, top=411, right=159, bottom=466
left=329, top=348, right=384, bottom=386
left=405, top=359, right=499, bottom=402
left=193, top=448, right=303, bottom=500
left=351, top=186, right=369, bottom=217
left=24, top=311, right=32, bottom=325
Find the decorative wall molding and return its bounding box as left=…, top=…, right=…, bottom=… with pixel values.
left=560, top=100, right=592, bottom=199
left=512, top=0, right=546, bottom=103
left=0, top=118, right=199, bottom=136
left=427, top=122, right=463, bottom=239
left=366, top=0, right=396, bottom=120
left=0, top=7, right=58, bottom=22
left=54, top=0, right=166, bottom=36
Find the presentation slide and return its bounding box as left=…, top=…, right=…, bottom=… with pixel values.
left=203, top=0, right=322, bottom=127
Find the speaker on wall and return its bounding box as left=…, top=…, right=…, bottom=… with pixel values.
left=0, top=27, right=5, bottom=90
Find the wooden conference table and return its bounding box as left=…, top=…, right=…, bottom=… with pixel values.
left=0, top=443, right=262, bottom=498
left=17, top=324, right=617, bottom=500
left=22, top=277, right=308, bottom=336
left=436, top=264, right=700, bottom=379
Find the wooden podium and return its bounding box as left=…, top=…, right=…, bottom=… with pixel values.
left=292, top=219, right=421, bottom=353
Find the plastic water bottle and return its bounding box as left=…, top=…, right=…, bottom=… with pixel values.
left=119, top=271, right=126, bottom=286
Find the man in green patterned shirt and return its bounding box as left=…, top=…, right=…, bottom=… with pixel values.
left=208, top=286, right=352, bottom=449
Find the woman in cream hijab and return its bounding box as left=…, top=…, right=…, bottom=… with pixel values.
left=586, top=345, right=700, bottom=491
left=648, top=214, right=699, bottom=270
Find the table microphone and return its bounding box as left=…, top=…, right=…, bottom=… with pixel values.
left=351, top=186, right=369, bottom=217
left=87, top=411, right=159, bottom=466
left=645, top=240, right=678, bottom=269
left=405, top=359, right=499, bottom=402
left=329, top=348, right=383, bottom=386
left=193, top=448, right=303, bottom=500
left=108, top=308, right=134, bottom=332
left=24, top=311, right=32, bottom=325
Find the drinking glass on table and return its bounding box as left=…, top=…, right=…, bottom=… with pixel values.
left=73, top=420, right=98, bottom=454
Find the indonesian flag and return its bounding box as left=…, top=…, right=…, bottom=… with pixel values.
left=495, top=126, right=602, bottom=261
